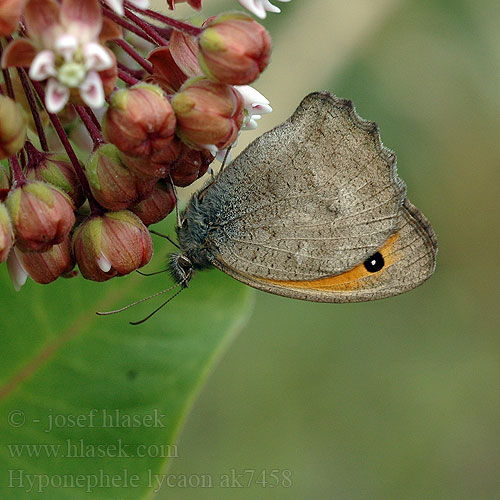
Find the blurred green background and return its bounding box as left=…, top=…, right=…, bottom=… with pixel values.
left=0, top=0, right=498, bottom=499
left=160, top=0, right=500, bottom=499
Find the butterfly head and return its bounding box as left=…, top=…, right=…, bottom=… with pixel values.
left=169, top=253, right=194, bottom=287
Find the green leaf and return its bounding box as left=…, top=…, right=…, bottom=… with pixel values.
left=0, top=226, right=253, bottom=499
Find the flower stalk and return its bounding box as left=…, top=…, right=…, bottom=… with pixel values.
left=31, top=80, right=103, bottom=215
left=129, top=7, right=203, bottom=37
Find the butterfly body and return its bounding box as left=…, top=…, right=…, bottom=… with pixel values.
left=170, top=92, right=437, bottom=302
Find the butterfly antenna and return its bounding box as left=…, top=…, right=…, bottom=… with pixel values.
left=136, top=268, right=169, bottom=277
left=129, top=287, right=184, bottom=326
left=96, top=280, right=186, bottom=316
left=168, top=174, right=182, bottom=229
left=149, top=229, right=180, bottom=249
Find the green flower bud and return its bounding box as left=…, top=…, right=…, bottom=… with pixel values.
left=5, top=181, right=75, bottom=252
left=0, top=95, right=27, bottom=160
left=72, top=211, right=153, bottom=282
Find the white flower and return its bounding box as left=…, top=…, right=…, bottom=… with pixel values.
left=236, top=0, right=291, bottom=19
left=235, top=85, right=272, bottom=130
left=22, top=0, right=114, bottom=113
left=29, top=38, right=113, bottom=113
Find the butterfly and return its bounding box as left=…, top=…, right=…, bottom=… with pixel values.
left=169, top=91, right=438, bottom=303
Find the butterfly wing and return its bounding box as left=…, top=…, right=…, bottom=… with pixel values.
left=184, top=92, right=437, bottom=301
left=210, top=199, right=437, bottom=302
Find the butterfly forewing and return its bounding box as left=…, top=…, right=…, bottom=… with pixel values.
left=205, top=92, right=407, bottom=281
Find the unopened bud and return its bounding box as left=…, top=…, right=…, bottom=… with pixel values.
left=170, top=142, right=214, bottom=187
left=172, top=77, right=244, bottom=151
left=86, top=144, right=156, bottom=211
left=0, top=95, right=27, bottom=160
left=25, top=152, right=86, bottom=208
left=103, top=83, right=176, bottom=157
left=5, top=181, right=75, bottom=253
left=0, top=0, right=25, bottom=37
left=73, top=211, right=153, bottom=282
left=199, top=13, right=271, bottom=85
left=17, top=237, right=75, bottom=284
left=0, top=202, right=13, bottom=263
left=130, top=180, right=176, bottom=226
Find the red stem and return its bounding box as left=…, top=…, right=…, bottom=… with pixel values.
left=24, top=141, right=47, bottom=170
left=9, top=155, right=27, bottom=188
left=1, top=66, right=15, bottom=100
left=102, top=6, right=156, bottom=44
left=117, top=61, right=145, bottom=79
left=117, top=68, right=139, bottom=86
left=18, top=68, right=49, bottom=152
left=114, top=39, right=153, bottom=73
left=84, top=106, right=102, bottom=131
left=128, top=6, right=203, bottom=37
left=124, top=8, right=168, bottom=46
left=73, top=105, right=105, bottom=151
left=31, top=81, right=104, bottom=215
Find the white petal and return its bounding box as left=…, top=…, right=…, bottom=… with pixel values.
left=128, top=0, right=149, bottom=8
left=252, top=103, right=272, bottom=114
left=201, top=144, right=219, bottom=155
left=237, top=0, right=267, bottom=19
left=78, top=71, right=105, bottom=109
left=97, top=252, right=112, bottom=273
left=83, top=42, right=114, bottom=71
left=234, top=85, right=270, bottom=107
left=29, top=50, right=57, bottom=81
left=262, top=0, right=281, bottom=14
left=104, top=0, right=124, bottom=15
left=45, top=78, right=70, bottom=113
left=7, top=250, right=28, bottom=291
left=55, top=33, right=78, bottom=61
left=243, top=118, right=259, bottom=130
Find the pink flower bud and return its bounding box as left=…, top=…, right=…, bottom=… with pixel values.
left=172, top=77, right=244, bottom=151
left=73, top=210, right=153, bottom=282
left=170, top=142, right=214, bottom=187
left=130, top=180, right=176, bottom=226
left=16, top=236, right=75, bottom=284
left=103, top=83, right=176, bottom=157
left=0, top=95, right=28, bottom=160
left=25, top=152, right=86, bottom=208
left=198, top=13, right=271, bottom=85
left=0, top=0, right=26, bottom=37
left=5, top=181, right=75, bottom=253
left=86, top=144, right=156, bottom=211
left=119, top=135, right=182, bottom=181
left=0, top=202, right=14, bottom=263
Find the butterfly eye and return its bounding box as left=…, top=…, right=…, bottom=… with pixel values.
left=363, top=252, right=385, bottom=273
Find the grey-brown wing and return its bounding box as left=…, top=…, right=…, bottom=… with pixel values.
left=211, top=199, right=438, bottom=302
left=204, top=91, right=406, bottom=280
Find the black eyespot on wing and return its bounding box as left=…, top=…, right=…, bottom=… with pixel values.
left=363, top=252, right=385, bottom=273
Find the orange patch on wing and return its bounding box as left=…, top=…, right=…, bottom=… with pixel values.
left=258, top=233, right=400, bottom=292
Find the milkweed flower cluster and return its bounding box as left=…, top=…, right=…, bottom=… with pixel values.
left=0, top=0, right=286, bottom=289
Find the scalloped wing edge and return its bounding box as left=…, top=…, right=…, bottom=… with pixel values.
left=292, top=91, right=407, bottom=203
